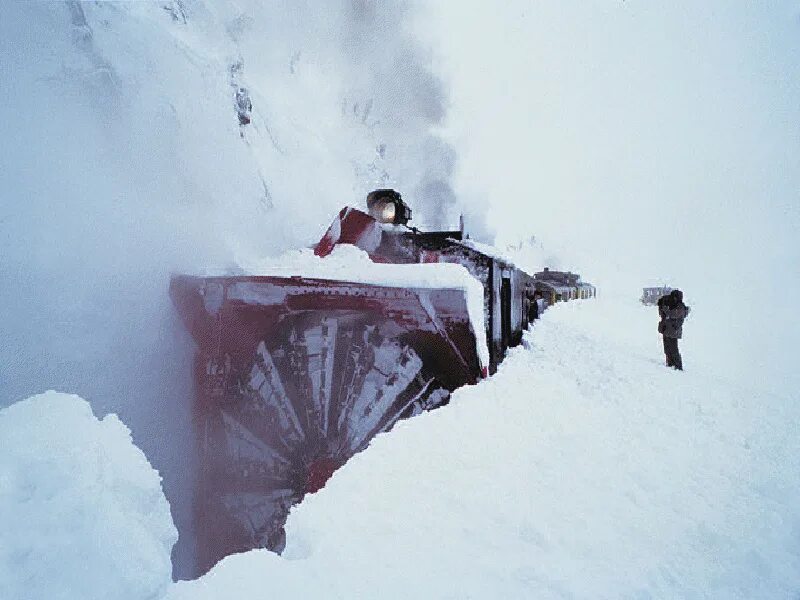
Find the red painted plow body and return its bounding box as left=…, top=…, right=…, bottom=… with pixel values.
left=170, top=260, right=482, bottom=574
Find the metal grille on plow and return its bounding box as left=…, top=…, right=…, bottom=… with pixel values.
left=194, top=311, right=449, bottom=575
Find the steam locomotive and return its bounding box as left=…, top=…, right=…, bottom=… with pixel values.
left=170, top=189, right=594, bottom=576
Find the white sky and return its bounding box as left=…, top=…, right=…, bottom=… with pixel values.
left=0, top=0, right=796, bottom=413
left=418, top=1, right=799, bottom=295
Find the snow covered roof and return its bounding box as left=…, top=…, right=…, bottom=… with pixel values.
left=231, top=244, right=490, bottom=368
left=456, top=238, right=516, bottom=265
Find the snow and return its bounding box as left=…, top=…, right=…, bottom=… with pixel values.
left=0, top=2, right=464, bottom=577
left=166, top=297, right=800, bottom=599
left=0, top=392, right=177, bottom=600
left=1, top=2, right=798, bottom=597
left=235, top=244, right=490, bottom=368
left=2, top=301, right=798, bottom=599
left=459, top=237, right=517, bottom=265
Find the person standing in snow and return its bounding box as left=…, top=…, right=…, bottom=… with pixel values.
left=529, top=291, right=541, bottom=322
left=535, top=291, right=546, bottom=317
left=658, top=289, right=690, bottom=370
left=657, top=293, right=669, bottom=325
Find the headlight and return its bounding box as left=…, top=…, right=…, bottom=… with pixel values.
left=370, top=199, right=396, bottom=223
left=366, top=189, right=411, bottom=225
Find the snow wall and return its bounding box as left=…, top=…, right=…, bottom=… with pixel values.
left=0, top=392, right=177, bottom=600
left=0, top=0, right=468, bottom=578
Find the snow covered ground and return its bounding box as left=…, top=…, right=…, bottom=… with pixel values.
left=165, top=297, right=800, bottom=598
left=6, top=298, right=794, bottom=599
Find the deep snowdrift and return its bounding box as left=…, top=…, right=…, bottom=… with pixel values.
left=4, top=301, right=798, bottom=598
left=0, top=2, right=465, bottom=577
left=167, top=298, right=800, bottom=598
left=0, top=392, right=176, bottom=600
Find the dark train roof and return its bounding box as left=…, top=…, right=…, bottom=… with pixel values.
left=534, top=267, right=582, bottom=285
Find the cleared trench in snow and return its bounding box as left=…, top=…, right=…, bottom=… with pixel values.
left=169, top=297, right=800, bottom=599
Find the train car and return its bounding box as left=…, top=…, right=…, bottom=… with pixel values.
left=170, top=189, right=592, bottom=576
left=532, top=267, right=596, bottom=305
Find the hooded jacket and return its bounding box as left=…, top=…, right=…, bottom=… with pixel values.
left=661, top=290, right=690, bottom=339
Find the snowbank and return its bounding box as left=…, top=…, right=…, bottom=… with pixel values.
left=0, top=2, right=463, bottom=578
left=235, top=244, right=490, bottom=368
left=0, top=392, right=177, bottom=600
left=4, top=302, right=797, bottom=599
left=169, top=298, right=800, bottom=599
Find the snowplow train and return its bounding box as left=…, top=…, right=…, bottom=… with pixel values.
left=170, top=189, right=594, bottom=576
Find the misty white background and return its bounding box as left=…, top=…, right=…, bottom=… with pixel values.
left=423, top=0, right=799, bottom=387
left=429, top=1, right=799, bottom=283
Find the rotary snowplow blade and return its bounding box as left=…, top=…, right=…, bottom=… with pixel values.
left=169, top=274, right=482, bottom=575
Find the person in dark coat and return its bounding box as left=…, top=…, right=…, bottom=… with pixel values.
left=658, top=289, right=690, bottom=370
left=657, top=294, right=669, bottom=321
left=530, top=291, right=542, bottom=322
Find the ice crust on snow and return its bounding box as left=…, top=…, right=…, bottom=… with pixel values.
left=0, top=392, right=177, bottom=600
left=168, top=298, right=800, bottom=599
left=232, top=244, right=490, bottom=368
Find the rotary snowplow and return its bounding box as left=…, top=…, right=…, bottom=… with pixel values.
left=171, top=190, right=494, bottom=576
left=170, top=190, right=592, bottom=576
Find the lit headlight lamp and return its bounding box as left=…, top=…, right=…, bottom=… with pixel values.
left=366, top=189, right=412, bottom=226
